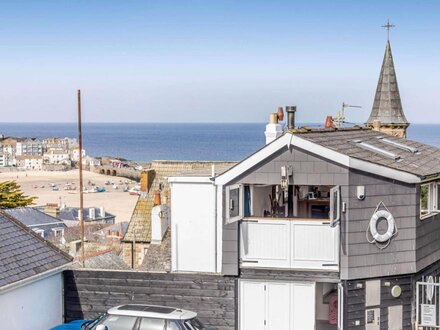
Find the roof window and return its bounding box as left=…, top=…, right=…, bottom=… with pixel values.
left=352, top=140, right=401, bottom=160
left=376, top=137, right=418, bottom=154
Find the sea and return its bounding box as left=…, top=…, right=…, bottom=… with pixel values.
left=0, top=123, right=439, bottom=162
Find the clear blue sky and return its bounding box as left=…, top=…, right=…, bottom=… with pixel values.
left=1, top=0, right=439, bottom=123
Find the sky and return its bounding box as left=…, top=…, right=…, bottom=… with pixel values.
left=0, top=0, right=439, bottom=124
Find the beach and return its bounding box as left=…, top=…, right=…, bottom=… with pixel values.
left=0, top=170, right=138, bottom=223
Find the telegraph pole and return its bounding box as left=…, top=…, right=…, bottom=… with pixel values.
left=77, top=90, right=85, bottom=267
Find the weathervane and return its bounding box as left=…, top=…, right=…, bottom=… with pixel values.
left=382, top=19, right=395, bottom=41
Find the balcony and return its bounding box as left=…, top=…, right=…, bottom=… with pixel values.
left=240, top=217, right=339, bottom=271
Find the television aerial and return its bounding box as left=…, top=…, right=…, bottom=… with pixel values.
left=333, top=102, right=362, bottom=128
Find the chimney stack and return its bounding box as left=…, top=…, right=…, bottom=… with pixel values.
left=286, top=106, right=296, bottom=130
left=89, top=208, right=96, bottom=220
left=100, top=207, right=105, bottom=218
left=264, top=112, right=283, bottom=144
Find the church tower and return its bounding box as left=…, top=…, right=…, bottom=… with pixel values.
left=366, top=21, right=409, bottom=138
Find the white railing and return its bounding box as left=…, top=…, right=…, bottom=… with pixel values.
left=240, top=218, right=339, bottom=271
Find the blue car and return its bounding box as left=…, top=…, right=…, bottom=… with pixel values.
left=51, top=319, right=91, bottom=330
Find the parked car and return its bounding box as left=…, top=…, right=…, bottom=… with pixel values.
left=51, top=304, right=206, bottom=330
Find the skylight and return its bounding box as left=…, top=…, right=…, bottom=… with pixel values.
left=353, top=140, right=401, bottom=160
left=376, top=137, right=419, bottom=154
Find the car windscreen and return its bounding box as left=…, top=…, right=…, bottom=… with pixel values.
left=183, top=318, right=205, bottom=330
left=91, top=314, right=138, bottom=330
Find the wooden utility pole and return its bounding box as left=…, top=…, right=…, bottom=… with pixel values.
left=77, top=89, right=85, bottom=267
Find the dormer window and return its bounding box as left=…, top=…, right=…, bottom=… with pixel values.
left=420, top=182, right=440, bottom=219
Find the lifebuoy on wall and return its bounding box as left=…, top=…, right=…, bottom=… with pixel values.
left=369, top=210, right=395, bottom=243
left=366, top=201, right=398, bottom=249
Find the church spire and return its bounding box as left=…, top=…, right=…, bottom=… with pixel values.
left=366, top=20, right=409, bottom=138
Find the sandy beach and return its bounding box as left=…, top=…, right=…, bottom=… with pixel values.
left=0, top=170, right=138, bottom=223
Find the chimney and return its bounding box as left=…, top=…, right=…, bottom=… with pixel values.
left=99, top=207, right=105, bottom=218
left=264, top=112, right=283, bottom=144
left=286, top=106, right=296, bottom=129
left=89, top=208, right=96, bottom=220
left=44, top=203, right=60, bottom=218
left=140, top=169, right=155, bottom=192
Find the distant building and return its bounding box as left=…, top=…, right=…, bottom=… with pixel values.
left=3, top=207, right=67, bottom=243
left=70, top=147, right=86, bottom=162
left=43, top=149, right=71, bottom=165
left=16, top=155, right=43, bottom=170
left=0, top=211, right=72, bottom=330
left=41, top=204, right=115, bottom=226
left=16, top=138, right=43, bottom=156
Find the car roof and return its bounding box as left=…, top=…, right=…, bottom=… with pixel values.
left=107, top=304, right=197, bottom=320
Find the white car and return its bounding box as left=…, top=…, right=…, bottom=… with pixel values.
left=81, top=304, right=206, bottom=330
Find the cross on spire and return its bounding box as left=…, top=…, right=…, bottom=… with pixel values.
left=382, top=19, right=395, bottom=41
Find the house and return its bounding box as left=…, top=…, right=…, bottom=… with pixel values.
left=165, top=38, right=440, bottom=329
left=0, top=211, right=72, bottom=330
left=94, top=221, right=129, bottom=240
left=50, top=205, right=116, bottom=226
left=43, top=149, right=71, bottom=165
left=84, top=250, right=131, bottom=270
left=16, top=155, right=44, bottom=170
left=71, top=147, right=86, bottom=162
left=16, top=138, right=43, bottom=156
left=3, top=207, right=67, bottom=243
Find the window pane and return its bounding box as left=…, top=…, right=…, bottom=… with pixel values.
left=99, top=315, right=137, bottom=330
left=437, top=185, right=440, bottom=211
left=167, top=321, right=181, bottom=330
left=229, top=188, right=240, bottom=218
left=421, top=184, right=429, bottom=216
left=139, top=317, right=166, bottom=330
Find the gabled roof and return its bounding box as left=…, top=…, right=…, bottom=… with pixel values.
left=4, top=207, right=63, bottom=227
left=0, top=211, right=72, bottom=288
left=216, top=127, right=440, bottom=185
left=367, top=40, right=408, bottom=125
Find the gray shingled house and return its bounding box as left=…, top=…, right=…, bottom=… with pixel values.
left=166, top=37, right=440, bottom=329
left=0, top=211, right=72, bottom=330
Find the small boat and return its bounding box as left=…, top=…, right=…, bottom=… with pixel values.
left=52, top=186, right=59, bottom=191
left=104, top=180, right=110, bottom=185
left=129, top=187, right=140, bottom=196
left=112, top=184, right=119, bottom=190
left=50, top=183, right=56, bottom=187
left=40, top=185, right=45, bottom=188
left=97, top=187, right=106, bottom=193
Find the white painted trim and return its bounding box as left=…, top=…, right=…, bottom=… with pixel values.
left=215, top=133, right=421, bottom=185
left=0, top=263, right=72, bottom=295
left=168, top=176, right=213, bottom=183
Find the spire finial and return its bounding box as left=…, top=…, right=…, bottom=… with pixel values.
left=382, top=19, right=395, bottom=41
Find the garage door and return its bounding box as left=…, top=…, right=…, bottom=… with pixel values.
left=239, top=280, right=315, bottom=330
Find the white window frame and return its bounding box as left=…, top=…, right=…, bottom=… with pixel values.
left=52, top=228, right=64, bottom=238
left=330, top=185, right=341, bottom=227
left=420, top=182, right=440, bottom=220
left=226, top=184, right=243, bottom=223
left=34, top=229, right=45, bottom=237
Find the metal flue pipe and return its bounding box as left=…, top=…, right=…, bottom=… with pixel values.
left=285, top=106, right=297, bottom=129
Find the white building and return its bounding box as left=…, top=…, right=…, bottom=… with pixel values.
left=0, top=212, right=72, bottom=330
left=71, top=148, right=86, bottom=162
left=16, top=155, right=43, bottom=170
left=43, top=149, right=70, bottom=165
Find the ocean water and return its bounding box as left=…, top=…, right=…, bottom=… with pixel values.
left=0, top=123, right=438, bottom=162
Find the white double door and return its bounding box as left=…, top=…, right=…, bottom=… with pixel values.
left=239, top=280, right=315, bottom=330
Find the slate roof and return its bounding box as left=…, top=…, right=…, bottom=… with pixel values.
left=84, top=250, right=130, bottom=270
left=0, top=211, right=72, bottom=288
left=366, top=40, right=408, bottom=125
left=4, top=207, right=63, bottom=227
left=293, top=127, right=440, bottom=178
left=3, top=207, right=67, bottom=239
left=58, top=207, right=115, bottom=222
left=139, top=229, right=171, bottom=272
left=123, top=160, right=236, bottom=243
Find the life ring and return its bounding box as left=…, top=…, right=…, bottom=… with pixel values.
left=369, top=210, right=395, bottom=243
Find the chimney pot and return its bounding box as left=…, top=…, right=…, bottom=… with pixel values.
left=277, top=107, right=284, bottom=121
left=269, top=113, right=278, bottom=124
